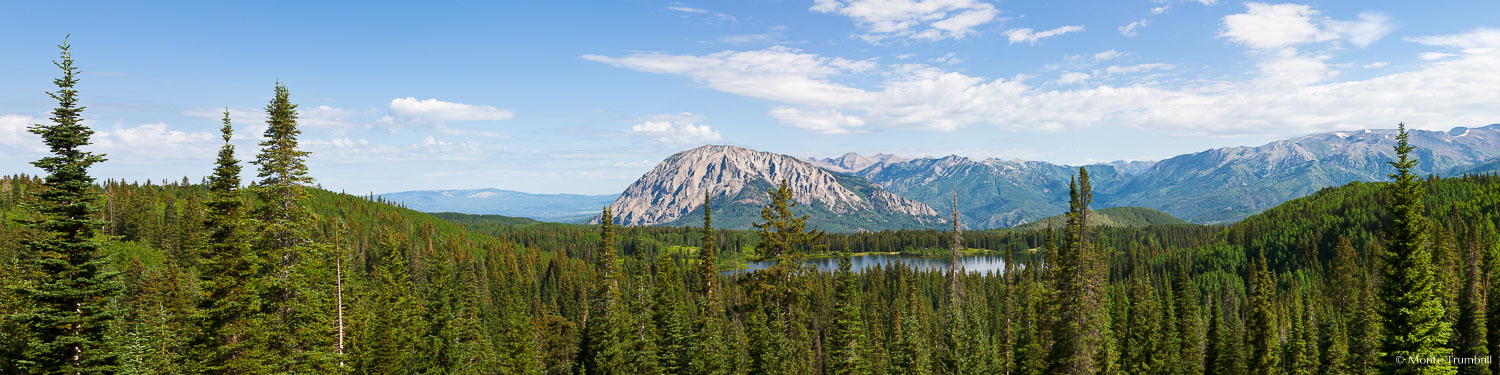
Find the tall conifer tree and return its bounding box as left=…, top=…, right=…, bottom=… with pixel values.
left=1379, top=123, right=1455, bottom=374
left=1047, top=167, right=1108, bottom=374
left=194, top=110, right=268, bottom=374
left=12, top=38, right=121, bottom=375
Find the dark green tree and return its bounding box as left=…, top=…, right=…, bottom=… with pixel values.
left=1378, top=123, right=1455, bottom=374
left=11, top=38, right=122, bottom=375
left=1047, top=168, right=1108, bottom=374
left=193, top=109, right=269, bottom=375
left=1248, top=253, right=1281, bottom=375
left=752, top=179, right=825, bottom=261
left=690, top=194, right=729, bottom=375
left=1456, top=236, right=1489, bottom=375
left=828, top=253, right=869, bottom=375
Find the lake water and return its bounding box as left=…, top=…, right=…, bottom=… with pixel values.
left=730, top=253, right=1014, bottom=275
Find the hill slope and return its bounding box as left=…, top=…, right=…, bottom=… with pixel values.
left=1011, top=206, right=1190, bottom=230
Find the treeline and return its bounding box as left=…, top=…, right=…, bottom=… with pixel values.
left=3, top=41, right=1499, bottom=375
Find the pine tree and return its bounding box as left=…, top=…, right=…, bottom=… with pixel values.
left=1047, top=168, right=1108, bottom=374
left=11, top=38, right=122, bottom=375
left=652, top=256, right=691, bottom=374
left=828, top=253, right=869, bottom=375
left=354, top=230, right=419, bottom=374
left=690, top=193, right=729, bottom=375
left=1249, top=253, right=1281, bottom=375
left=247, top=82, right=325, bottom=372
left=1176, top=260, right=1205, bottom=375
left=1379, top=123, right=1456, bottom=374
left=1126, top=277, right=1166, bottom=374
left=193, top=109, right=269, bottom=375
left=1456, top=235, right=1490, bottom=375
left=890, top=279, right=932, bottom=375
left=752, top=179, right=825, bottom=262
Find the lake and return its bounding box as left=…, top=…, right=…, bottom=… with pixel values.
left=729, top=253, right=1017, bottom=275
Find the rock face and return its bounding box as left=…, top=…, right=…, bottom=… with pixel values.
left=806, top=152, right=909, bottom=173
left=607, top=145, right=941, bottom=229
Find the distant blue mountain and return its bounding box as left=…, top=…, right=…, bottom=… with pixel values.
left=377, top=188, right=616, bottom=223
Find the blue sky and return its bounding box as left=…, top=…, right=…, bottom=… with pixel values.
left=2, top=1, right=1497, bottom=195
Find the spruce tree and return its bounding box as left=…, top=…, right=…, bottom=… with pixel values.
left=1248, top=253, right=1281, bottom=375
left=1457, top=236, right=1489, bottom=375
left=193, top=109, right=268, bottom=375
left=12, top=38, right=122, bottom=375
left=1379, top=123, right=1455, bottom=374
left=752, top=179, right=824, bottom=262
left=828, top=253, right=869, bottom=375
left=247, top=82, right=325, bottom=372
left=690, top=193, right=729, bottom=375
left=1047, top=168, right=1108, bottom=374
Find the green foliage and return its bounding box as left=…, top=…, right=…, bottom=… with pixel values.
left=1379, top=124, right=1456, bottom=374
left=10, top=38, right=122, bottom=375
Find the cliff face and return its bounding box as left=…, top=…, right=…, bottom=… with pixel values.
left=606, top=145, right=940, bottom=229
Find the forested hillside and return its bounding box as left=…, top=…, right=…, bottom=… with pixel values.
left=4, top=41, right=1499, bottom=375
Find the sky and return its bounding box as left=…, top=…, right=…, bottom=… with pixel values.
left=2, top=1, right=1498, bottom=195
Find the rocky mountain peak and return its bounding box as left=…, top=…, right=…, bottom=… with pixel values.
left=607, top=145, right=939, bottom=227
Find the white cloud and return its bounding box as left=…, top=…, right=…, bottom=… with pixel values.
left=583, top=46, right=877, bottom=108
left=303, top=136, right=499, bottom=164
left=1056, top=72, right=1090, bottom=85
left=1408, top=28, right=1500, bottom=55
left=720, top=25, right=788, bottom=44
left=1255, top=49, right=1336, bottom=86
left=388, top=97, right=514, bottom=124
left=1362, top=61, right=1389, bottom=68
left=1325, top=12, right=1394, bottom=48
left=1151, top=6, right=1169, bottom=15
left=1093, top=50, right=1125, bottom=62
left=629, top=113, right=724, bottom=145
left=667, top=6, right=735, bottom=22
left=768, top=107, right=867, bottom=134
left=0, top=115, right=44, bottom=152
left=1221, top=3, right=1391, bottom=50
left=1419, top=52, right=1458, bottom=61
left=89, top=122, right=220, bottom=163
left=587, top=27, right=1500, bottom=137
left=666, top=6, right=707, bottom=14
left=811, top=0, right=1001, bottom=43
left=1004, top=25, right=1083, bottom=44
left=1103, top=63, right=1175, bottom=75
left=1119, top=19, right=1148, bottom=37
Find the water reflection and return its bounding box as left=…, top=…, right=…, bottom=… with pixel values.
left=729, top=253, right=1018, bottom=275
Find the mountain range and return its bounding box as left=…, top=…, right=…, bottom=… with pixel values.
left=384, top=124, right=1500, bottom=230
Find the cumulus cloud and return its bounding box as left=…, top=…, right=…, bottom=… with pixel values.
left=768, top=107, right=866, bottom=134
left=1056, top=72, right=1090, bottom=85
left=629, top=113, right=725, bottom=145
left=1004, top=25, right=1083, bottom=44
left=0, top=115, right=45, bottom=152
left=811, top=0, right=1001, bottom=43
left=388, top=97, right=514, bottom=124
left=87, top=122, right=221, bottom=163
left=586, top=27, right=1500, bottom=137
left=1220, top=3, right=1392, bottom=50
